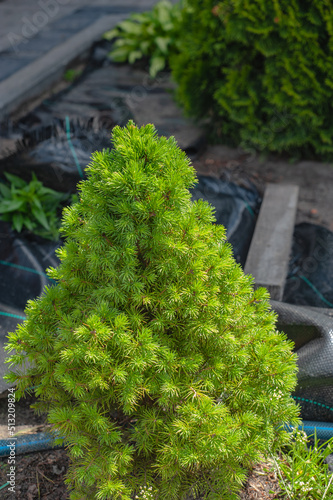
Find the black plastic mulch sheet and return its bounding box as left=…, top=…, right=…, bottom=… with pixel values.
left=284, top=223, right=333, bottom=309
left=272, top=300, right=333, bottom=422
left=0, top=222, right=60, bottom=391
left=0, top=121, right=112, bottom=193
left=274, top=224, right=333, bottom=422
left=190, top=175, right=261, bottom=267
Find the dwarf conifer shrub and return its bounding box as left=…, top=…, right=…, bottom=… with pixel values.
left=5, top=122, right=299, bottom=500
left=171, top=0, right=333, bottom=159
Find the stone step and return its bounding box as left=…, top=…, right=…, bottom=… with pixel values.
left=0, top=13, right=127, bottom=119
left=244, top=183, right=299, bottom=300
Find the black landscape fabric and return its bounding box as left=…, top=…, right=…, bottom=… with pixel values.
left=0, top=221, right=60, bottom=390
left=284, top=223, right=333, bottom=309
left=190, top=175, right=261, bottom=267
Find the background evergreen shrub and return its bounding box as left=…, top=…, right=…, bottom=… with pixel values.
left=170, top=0, right=333, bottom=159
left=5, top=122, right=299, bottom=499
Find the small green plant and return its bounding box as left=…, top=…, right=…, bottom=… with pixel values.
left=273, top=429, right=333, bottom=499
left=64, top=68, right=83, bottom=83
left=104, top=0, right=182, bottom=77
left=5, top=122, right=300, bottom=499
left=0, top=172, right=69, bottom=240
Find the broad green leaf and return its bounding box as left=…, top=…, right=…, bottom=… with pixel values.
left=155, top=2, right=171, bottom=25
left=110, top=47, right=132, bottom=62
left=128, top=50, right=143, bottom=64
left=4, top=172, right=26, bottom=188
left=155, top=37, right=170, bottom=54
left=146, top=24, right=155, bottom=36
left=0, top=199, right=24, bottom=213
left=32, top=207, right=50, bottom=230
left=149, top=55, right=166, bottom=77
left=103, top=28, right=119, bottom=40
left=163, top=22, right=175, bottom=32
left=112, top=38, right=135, bottom=48
left=140, top=40, right=150, bottom=54
left=0, top=182, right=11, bottom=199
left=131, top=13, right=149, bottom=23
left=118, top=20, right=142, bottom=35
left=12, top=213, right=23, bottom=232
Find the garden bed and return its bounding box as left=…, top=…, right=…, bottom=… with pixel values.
left=1, top=42, right=333, bottom=500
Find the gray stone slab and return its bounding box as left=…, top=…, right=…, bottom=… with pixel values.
left=244, top=183, right=299, bottom=301
left=78, top=64, right=174, bottom=92
left=125, top=91, right=205, bottom=154
left=6, top=30, right=71, bottom=62
left=0, top=0, right=161, bottom=54
left=0, top=55, right=30, bottom=81
left=0, top=13, right=127, bottom=119
left=49, top=11, right=101, bottom=32
left=0, top=0, right=91, bottom=53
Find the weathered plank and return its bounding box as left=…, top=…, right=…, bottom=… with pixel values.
left=244, top=183, right=299, bottom=300
left=0, top=13, right=126, bottom=118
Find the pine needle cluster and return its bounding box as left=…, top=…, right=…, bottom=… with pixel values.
left=171, top=0, right=333, bottom=160
left=5, top=122, right=299, bottom=499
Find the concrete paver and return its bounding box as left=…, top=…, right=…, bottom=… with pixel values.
left=0, top=0, right=91, bottom=53
left=0, top=0, right=162, bottom=118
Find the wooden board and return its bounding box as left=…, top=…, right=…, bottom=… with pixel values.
left=244, top=183, right=299, bottom=300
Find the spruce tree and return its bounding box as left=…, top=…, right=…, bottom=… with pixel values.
left=5, top=122, right=299, bottom=500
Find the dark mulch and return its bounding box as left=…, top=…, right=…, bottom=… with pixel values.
left=0, top=449, right=70, bottom=500
left=239, top=460, right=283, bottom=499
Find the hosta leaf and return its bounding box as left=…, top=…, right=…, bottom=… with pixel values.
left=140, top=40, right=150, bottom=54
left=155, top=2, right=172, bottom=25
left=118, top=20, right=142, bottom=35
left=103, top=28, right=119, bottom=41
left=128, top=50, right=143, bottom=64
left=131, top=13, right=149, bottom=23
left=109, top=47, right=131, bottom=62
left=149, top=55, right=166, bottom=77
left=155, top=36, right=170, bottom=54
